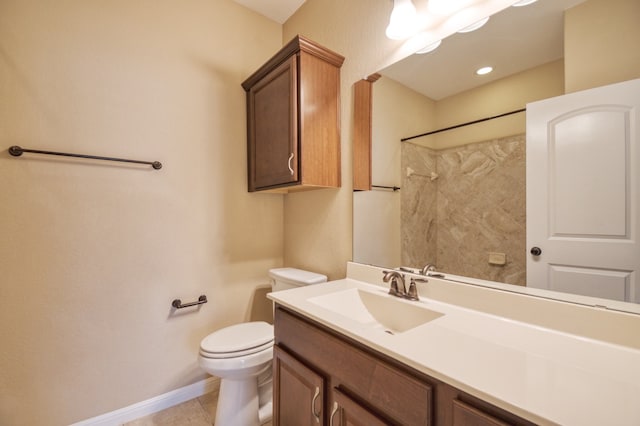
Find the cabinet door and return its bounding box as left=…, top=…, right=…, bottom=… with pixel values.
left=452, top=399, right=513, bottom=426
left=247, top=55, right=299, bottom=191
left=330, top=388, right=390, bottom=426
left=273, top=345, right=324, bottom=426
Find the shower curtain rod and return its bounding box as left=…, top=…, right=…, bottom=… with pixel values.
left=400, top=107, right=526, bottom=143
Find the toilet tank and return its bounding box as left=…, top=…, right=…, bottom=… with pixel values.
left=269, top=268, right=327, bottom=292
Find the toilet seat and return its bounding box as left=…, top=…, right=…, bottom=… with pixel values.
left=200, top=340, right=273, bottom=359
left=200, top=321, right=274, bottom=359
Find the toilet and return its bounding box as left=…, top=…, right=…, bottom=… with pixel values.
left=198, top=268, right=327, bottom=426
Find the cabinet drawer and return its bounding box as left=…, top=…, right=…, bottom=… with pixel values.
left=275, top=307, right=433, bottom=425
left=331, top=387, right=389, bottom=426
left=452, top=399, right=513, bottom=426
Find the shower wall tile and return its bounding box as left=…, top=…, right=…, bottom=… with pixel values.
left=401, top=142, right=438, bottom=267
left=401, top=134, right=526, bottom=285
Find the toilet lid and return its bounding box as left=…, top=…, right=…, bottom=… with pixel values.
left=199, top=340, right=273, bottom=359
left=200, top=321, right=274, bottom=355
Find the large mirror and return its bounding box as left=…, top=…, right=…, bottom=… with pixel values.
left=353, top=0, right=640, bottom=312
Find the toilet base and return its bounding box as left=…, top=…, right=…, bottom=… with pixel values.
left=213, top=366, right=272, bottom=426
left=215, top=377, right=260, bottom=426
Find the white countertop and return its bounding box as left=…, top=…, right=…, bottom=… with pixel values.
left=269, top=277, right=640, bottom=425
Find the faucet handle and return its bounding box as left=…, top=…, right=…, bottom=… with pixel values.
left=421, top=264, right=436, bottom=275
left=406, top=277, right=427, bottom=301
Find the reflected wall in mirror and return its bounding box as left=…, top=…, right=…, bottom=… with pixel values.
left=353, top=0, right=640, bottom=309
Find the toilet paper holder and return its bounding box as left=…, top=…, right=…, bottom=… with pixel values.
left=172, top=295, right=207, bottom=309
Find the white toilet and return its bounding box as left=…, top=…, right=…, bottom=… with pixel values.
left=198, top=268, right=327, bottom=426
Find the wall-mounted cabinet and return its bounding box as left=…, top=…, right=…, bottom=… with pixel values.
left=242, top=35, right=344, bottom=193
left=353, top=74, right=380, bottom=191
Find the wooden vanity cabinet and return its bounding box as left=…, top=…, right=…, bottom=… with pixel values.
left=274, top=306, right=537, bottom=426
left=275, top=306, right=434, bottom=425
left=241, top=35, right=344, bottom=193
left=451, top=399, right=512, bottom=426
left=331, top=388, right=390, bottom=426
left=273, top=345, right=325, bottom=425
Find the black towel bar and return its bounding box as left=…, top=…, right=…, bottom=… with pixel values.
left=8, top=145, right=162, bottom=170
left=372, top=185, right=401, bottom=191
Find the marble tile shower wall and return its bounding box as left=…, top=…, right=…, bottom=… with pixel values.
left=402, top=142, right=438, bottom=268
left=401, top=134, right=526, bottom=285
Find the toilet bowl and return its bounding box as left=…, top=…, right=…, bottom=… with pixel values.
left=198, top=268, right=327, bottom=426
left=198, top=321, right=274, bottom=426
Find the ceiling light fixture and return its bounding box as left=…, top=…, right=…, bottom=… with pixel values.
left=476, top=66, right=493, bottom=75
left=511, top=0, right=538, bottom=7
left=428, top=0, right=475, bottom=15
left=386, top=0, right=420, bottom=40
left=415, top=40, right=442, bottom=54
left=457, top=16, right=490, bottom=33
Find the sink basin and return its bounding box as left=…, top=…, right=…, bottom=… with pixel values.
left=308, top=288, right=443, bottom=334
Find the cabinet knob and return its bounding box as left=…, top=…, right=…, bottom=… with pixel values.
left=530, top=247, right=542, bottom=256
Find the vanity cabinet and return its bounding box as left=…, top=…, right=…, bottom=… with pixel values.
left=273, top=345, right=325, bottom=425
left=331, top=388, right=390, bottom=426
left=241, top=35, right=344, bottom=193
left=452, top=399, right=512, bottom=426
left=274, top=306, right=537, bottom=426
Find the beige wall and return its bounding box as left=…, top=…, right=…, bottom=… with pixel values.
left=430, top=60, right=564, bottom=149
left=0, top=1, right=283, bottom=424
left=0, top=0, right=530, bottom=423
left=282, top=0, right=515, bottom=279
left=565, top=0, right=640, bottom=93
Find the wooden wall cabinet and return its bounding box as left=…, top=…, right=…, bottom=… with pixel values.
left=242, top=36, right=344, bottom=193
left=353, top=74, right=380, bottom=191
left=274, top=306, right=537, bottom=426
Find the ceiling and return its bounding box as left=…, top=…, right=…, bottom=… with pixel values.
left=380, top=0, right=586, bottom=100
left=234, top=0, right=587, bottom=100
left=233, top=0, right=307, bottom=24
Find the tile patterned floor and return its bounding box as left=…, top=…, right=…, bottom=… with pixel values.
left=124, top=388, right=272, bottom=426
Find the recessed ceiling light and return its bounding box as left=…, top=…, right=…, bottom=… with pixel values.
left=476, top=66, right=493, bottom=75
left=512, top=0, right=538, bottom=7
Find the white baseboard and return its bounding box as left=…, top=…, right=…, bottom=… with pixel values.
left=70, top=377, right=219, bottom=426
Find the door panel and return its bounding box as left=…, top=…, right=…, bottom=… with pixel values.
left=551, top=108, right=629, bottom=237
left=273, top=345, right=324, bottom=426
left=331, top=388, right=390, bottom=426
left=248, top=55, right=298, bottom=190
left=549, top=265, right=633, bottom=301
left=527, top=78, right=640, bottom=302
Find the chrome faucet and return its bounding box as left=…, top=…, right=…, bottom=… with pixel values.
left=382, top=270, right=426, bottom=301
left=382, top=270, right=406, bottom=298
left=421, top=264, right=436, bottom=275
